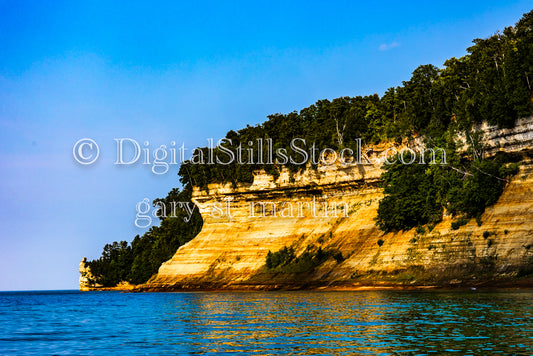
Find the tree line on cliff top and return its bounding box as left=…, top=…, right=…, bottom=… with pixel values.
left=88, top=10, right=533, bottom=286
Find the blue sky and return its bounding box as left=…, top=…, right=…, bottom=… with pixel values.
left=0, top=0, right=531, bottom=290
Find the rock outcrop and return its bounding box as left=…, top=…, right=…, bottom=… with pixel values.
left=79, top=257, right=100, bottom=291
left=139, top=118, right=533, bottom=291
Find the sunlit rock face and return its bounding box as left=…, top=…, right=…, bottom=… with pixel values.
left=79, top=257, right=100, bottom=291
left=139, top=117, right=533, bottom=290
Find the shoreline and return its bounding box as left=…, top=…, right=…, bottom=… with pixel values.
left=82, top=278, right=533, bottom=292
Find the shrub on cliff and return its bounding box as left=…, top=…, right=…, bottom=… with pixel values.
left=376, top=152, right=444, bottom=232
left=266, top=246, right=295, bottom=269
left=266, top=245, right=343, bottom=273
left=446, top=156, right=519, bottom=218
left=377, top=150, right=519, bottom=232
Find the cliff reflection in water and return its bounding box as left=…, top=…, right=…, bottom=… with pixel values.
left=157, top=291, right=533, bottom=354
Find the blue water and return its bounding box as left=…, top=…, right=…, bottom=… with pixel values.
left=0, top=290, right=532, bottom=355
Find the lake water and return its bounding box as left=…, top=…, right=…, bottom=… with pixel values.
left=0, top=290, right=532, bottom=355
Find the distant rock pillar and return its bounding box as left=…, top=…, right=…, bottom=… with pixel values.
left=79, top=257, right=99, bottom=291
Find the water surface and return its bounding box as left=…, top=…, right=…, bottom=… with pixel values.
left=0, top=290, right=531, bottom=354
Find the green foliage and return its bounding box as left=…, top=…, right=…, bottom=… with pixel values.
left=86, top=241, right=132, bottom=287
left=451, top=217, right=469, bottom=230
left=377, top=148, right=519, bottom=232
left=265, top=246, right=295, bottom=269
left=446, top=156, right=519, bottom=219
left=265, top=245, right=343, bottom=273
left=376, top=152, right=444, bottom=232
left=416, top=226, right=426, bottom=235
left=88, top=185, right=203, bottom=286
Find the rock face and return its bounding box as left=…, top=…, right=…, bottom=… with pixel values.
left=79, top=257, right=100, bottom=291
left=140, top=118, right=533, bottom=291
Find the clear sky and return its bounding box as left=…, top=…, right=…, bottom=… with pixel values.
left=0, top=0, right=531, bottom=291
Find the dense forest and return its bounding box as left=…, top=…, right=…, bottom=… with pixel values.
left=88, top=10, right=533, bottom=286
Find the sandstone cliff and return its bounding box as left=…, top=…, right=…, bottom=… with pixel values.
left=138, top=118, right=533, bottom=291
left=79, top=257, right=99, bottom=291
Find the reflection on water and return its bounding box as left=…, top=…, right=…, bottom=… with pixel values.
left=0, top=290, right=532, bottom=354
